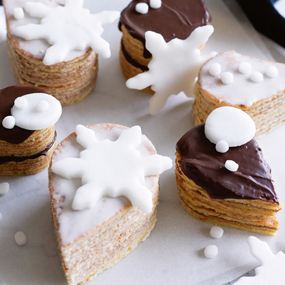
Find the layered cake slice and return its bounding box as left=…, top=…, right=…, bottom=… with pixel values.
left=175, top=107, right=282, bottom=235
left=49, top=123, right=172, bottom=285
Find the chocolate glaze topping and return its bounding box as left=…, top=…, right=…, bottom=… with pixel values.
left=0, top=86, right=46, bottom=144
left=119, top=0, right=211, bottom=58
left=176, top=125, right=278, bottom=203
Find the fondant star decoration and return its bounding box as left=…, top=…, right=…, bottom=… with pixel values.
left=14, top=0, right=120, bottom=65
left=126, top=25, right=216, bottom=115
left=233, top=236, right=285, bottom=285
left=52, top=125, right=172, bottom=213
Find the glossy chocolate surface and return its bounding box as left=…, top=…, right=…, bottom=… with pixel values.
left=176, top=125, right=278, bottom=203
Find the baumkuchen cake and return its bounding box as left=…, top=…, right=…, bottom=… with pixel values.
left=49, top=123, right=172, bottom=285
left=119, top=0, right=211, bottom=91
left=193, top=51, right=285, bottom=137
left=175, top=107, right=282, bottom=235
left=0, top=85, right=61, bottom=175
left=3, top=0, right=119, bottom=105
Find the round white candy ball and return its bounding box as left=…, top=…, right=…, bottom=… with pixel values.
left=204, top=245, right=218, bottom=259
left=13, top=7, right=24, bottom=20
left=266, top=66, right=278, bottom=78
left=0, top=182, right=9, bottom=195
left=215, top=140, right=229, bottom=153
left=14, top=231, right=27, bottom=246
left=238, top=62, right=251, bottom=74
left=225, top=160, right=239, bottom=172
left=2, top=116, right=16, bottom=129
left=135, top=3, right=149, bottom=14
left=150, top=0, right=162, bottom=9
left=210, top=226, right=224, bottom=239
left=209, top=63, right=221, bottom=76
left=250, top=71, right=263, bottom=83
left=36, top=100, right=49, bottom=112
left=220, top=72, right=233, bottom=85
left=0, top=212, right=2, bottom=222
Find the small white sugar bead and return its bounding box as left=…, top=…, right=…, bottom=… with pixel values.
left=220, top=72, right=233, bottom=85
left=15, top=231, right=27, bottom=246
left=266, top=66, right=278, bottom=78
left=238, top=62, right=251, bottom=74
left=0, top=212, right=2, bottom=222
left=135, top=3, right=149, bottom=14
left=209, top=63, right=221, bottom=76
left=215, top=140, right=229, bottom=153
left=14, top=97, right=28, bottom=109
left=36, top=100, right=49, bottom=112
left=2, top=116, right=16, bottom=129
left=210, top=226, right=224, bottom=239
left=13, top=7, right=24, bottom=20
left=250, top=71, right=263, bottom=83
left=0, top=182, right=9, bottom=195
left=150, top=0, right=162, bottom=9
left=225, top=160, right=239, bottom=172
left=204, top=245, right=218, bottom=259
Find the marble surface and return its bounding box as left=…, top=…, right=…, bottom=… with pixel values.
left=0, top=1, right=285, bottom=285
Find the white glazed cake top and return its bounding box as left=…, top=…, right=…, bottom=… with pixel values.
left=199, top=51, right=285, bottom=107
left=50, top=124, right=160, bottom=246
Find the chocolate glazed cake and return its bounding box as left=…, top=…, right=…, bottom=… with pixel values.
left=175, top=125, right=282, bottom=235
left=119, top=0, right=211, bottom=92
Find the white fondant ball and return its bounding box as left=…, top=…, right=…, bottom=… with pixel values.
left=266, top=66, right=278, bottom=78
left=14, top=97, right=28, bottom=109
left=225, top=160, right=239, bottom=172
left=150, top=0, right=162, bottom=9
left=2, top=116, right=16, bottom=129
left=36, top=100, right=49, bottom=112
left=14, top=231, right=27, bottom=246
left=204, top=245, right=218, bottom=259
left=250, top=71, right=263, bottom=83
left=220, top=72, right=233, bottom=85
left=215, top=140, right=229, bottom=153
left=135, top=3, right=149, bottom=14
left=0, top=182, right=9, bottom=195
left=0, top=212, right=2, bottom=222
left=209, top=63, right=221, bottom=76
left=210, top=226, right=224, bottom=239
left=13, top=7, right=24, bottom=20
left=238, top=62, right=251, bottom=74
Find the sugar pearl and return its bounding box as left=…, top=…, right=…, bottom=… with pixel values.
left=238, top=62, right=251, bottom=74
left=250, top=71, right=263, bottom=83
left=210, top=226, right=224, bottom=239
left=0, top=182, right=9, bottom=195
left=266, top=66, right=278, bottom=78
left=215, top=140, right=229, bottom=153
left=225, top=160, right=239, bottom=172
left=209, top=63, right=221, bottom=76
left=0, top=212, right=2, bottom=222
left=2, top=116, right=15, bottom=129
left=13, top=7, right=24, bottom=20
left=204, top=245, right=218, bottom=259
left=15, top=231, right=27, bottom=246
left=14, top=97, right=28, bottom=109
left=36, top=100, right=49, bottom=112
left=135, top=3, right=149, bottom=14
left=220, top=72, right=233, bottom=85
left=150, top=0, right=162, bottom=9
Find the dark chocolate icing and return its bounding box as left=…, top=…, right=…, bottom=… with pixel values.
left=119, top=0, right=211, bottom=58
left=0, top=86, right=47, bottom=144
left=176, top=125, right=278, bottom=203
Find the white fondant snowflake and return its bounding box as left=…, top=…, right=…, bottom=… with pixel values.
left=52, top=125, right=172, bottom=213
left=233, top=236, right=285, bottom=285
left=14, top=0, right=120, bottom=65
left=126, top=25, right=217, bottom=115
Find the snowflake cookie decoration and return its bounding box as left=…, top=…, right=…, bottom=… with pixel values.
left=233, top=236, right=285, bottom=285
left=126, top=25, right=217, bottom=115
left=52, top=125, right=172, bottom=213
left=14, top=0, right=120, bottom=65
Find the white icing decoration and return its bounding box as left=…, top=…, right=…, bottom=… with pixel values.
left=225, top=160, right=239, bottom=172
left=13, top=0, right=120, bottom=65
left=238, top=62, right=252, bottom=74
left=209, top=63, right=221, bottom=76
left=126, top=25, right=216, bottom=115
left=14, top=97, right=28, bottom=109
left=11, top=93, right=62, bottom=130
left=150, top=0, right=162, bottom=9
left=210, top=226, right=224, bottom=239
left=36, top=100, right=49, bottom=112
left=205, top=107, right=256, bottom=147
left=0, top=182, right=9, bottom=195
left=233, top=236, right=285, bottom=285
left=52, top=125, right=172, bottom=213
left=221, top=72, right=233, bottom=85
left=215, top=140, right=229, bottom=153
left=0, top=212, right=2, bottom=222
left=2, top=116, right=16, bottom=129
left=13, top=7, right=24, bottom=20
left=135, top=3, right=149, bottom=14
left=266, top=66, right=278, bottom=78
left=14, top=231, right=27, bottom=245
left=250, top=71, right=263, bottom=83
left=204, top=245, right=218, bottom=259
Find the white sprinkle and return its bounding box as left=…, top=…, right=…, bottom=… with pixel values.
left=2, top=116, right=16, bottom=129
left=266, top=66, right=278, bottom=78
left=13, top=7, right=24, bottom=20
left=36, top=100, right=49, bottom=112
left=210, top=226, right=224, bottom=239
left=220, top=72, right=233, bottom=85
left=0, top=182, right=9, bottom=195
left=238, top=62, right=251, bottom=74
left=14, top=231, right=27, bottom=246
left=215, top=140, right=229, bottom=153
left=150, top=0, right=162, bottom=9
left=225, top=160, right=239, bottom=172
left=250, top=71, right=263, bottom=83
left=14, top=97, right=28, bottom=109
left=135, top=3, right=149, bottom=14
left=0, top=212, right=2, bottom=222
left=204, top=245, right=218, bottom=259
left=209, top=63, right=221, bottom=76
